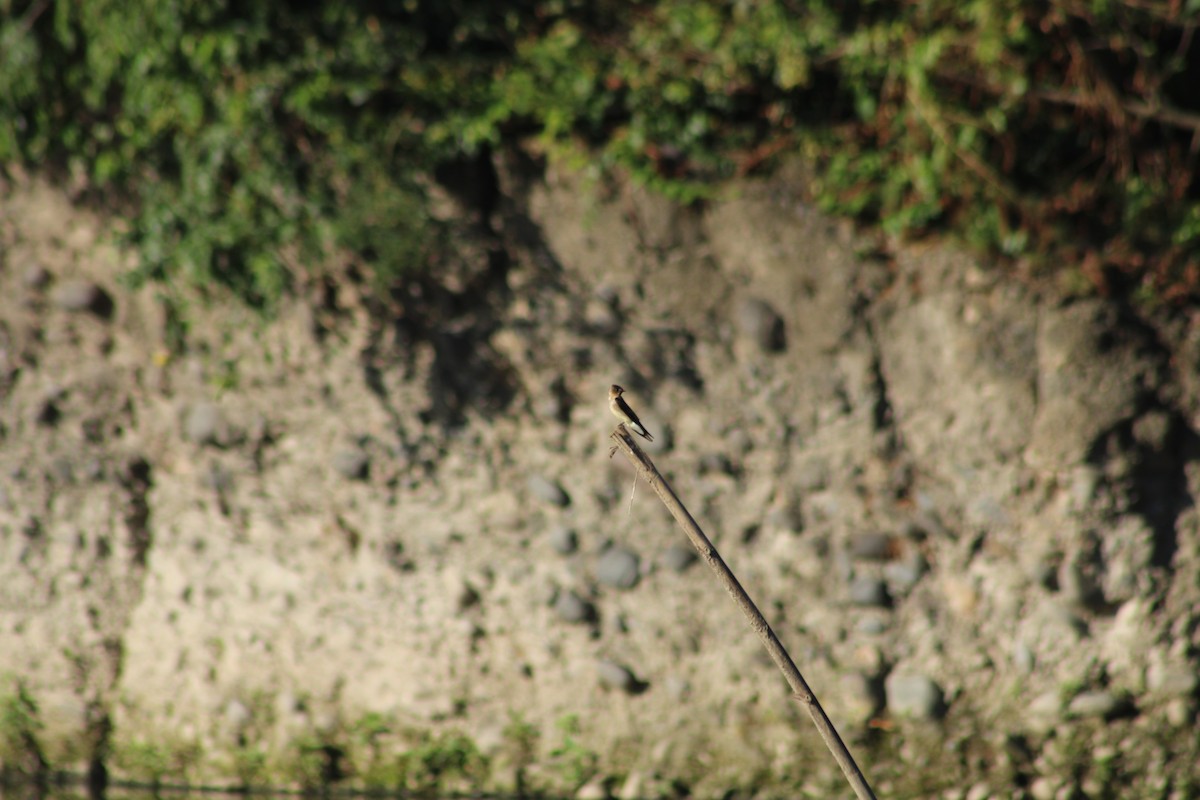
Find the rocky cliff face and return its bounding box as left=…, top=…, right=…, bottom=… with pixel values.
left=1, top=162, right=1197, bottom=797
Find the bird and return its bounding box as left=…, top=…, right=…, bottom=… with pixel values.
left=609, top=384, right=654, bottom=441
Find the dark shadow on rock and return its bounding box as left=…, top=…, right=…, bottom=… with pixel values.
left=379, top=149, right=526, bottom=430
left=1081, top=300, right=1195, bottom=574
left=117, top=455, right=153, bottom=567
left=1087, top=410, right=1199, bottom=573
left=86, top=701, right=112, bottom=800
left=435, top=145, right=501, bottom=222
left=1130, top=414, right=1199, bottom=570
left=642, top=327, right=704, bottom=391
left=391, top=247, right=519, bottom=430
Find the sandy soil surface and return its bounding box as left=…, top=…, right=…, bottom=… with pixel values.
left=1, top=160, right=1198, bottom=798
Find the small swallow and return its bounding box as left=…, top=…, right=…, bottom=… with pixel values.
left=609, top=384, right=654, bottom=441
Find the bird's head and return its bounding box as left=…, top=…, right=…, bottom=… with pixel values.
left=610, top=384, right=624, bottom=398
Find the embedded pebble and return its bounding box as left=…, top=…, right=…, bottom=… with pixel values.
left=1165, top=698, right=1193, bottom=727
left=1066, top=691, right=1123, bottom=719
left=224, top=699, right=252, bottom=732
left=528, top=474, right=569, bottom=507
left=884, top=551, right=928, bottom=593
left=839, top=672, right=884, bottom=726
left=1147, top=661, right=1198, bottom=698
left=965, top=783, right=992, bottom=800
left=554, top=591, right=596, bottom=624
left=1028, top=776, right=1057, bottom=800
left=848, top=575, right=890, bottom=607
left=332, top=448, right=369, bottom=480
left=184, top=402, right=223, bottom=445
left=736, top=297, right=786, bottom=352
left=850, top=532, right=892, bottom=560
left=23, top=263, right=50, bottom=290
left=699, top=452, right=735, bottom=476
left=1028, top=691, right=1063, bottom=725
left=576, top=777, right=608, bottom=800
left=662, top=543, right=698, bottom=573
left=596, top=659, right=638, bottom=692
left=856, top=616, right=888, bottom=635
left=52, top=280, right=113, bottom=317
left=885, top=673, right=945, bottom=719
left=548, top=526, right=578, bottom=555
left=596, top=546, right=641, bottom=590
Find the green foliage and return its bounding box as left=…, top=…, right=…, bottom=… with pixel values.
left=291, top=717, right=489, bottom=794
left=346, top=711, right=403, bottom=789
left=501, top=711, right=539, bottom=768
left=399, top=731, right=488, bottom=793
left=0, top=0, right=518, bottom=306
left=113, top=735, right=201, bottom=786
left=230, top=744, right=268, bottom=788
left=0, top=684, right=40, bottom=747
left=289, top=732, right=337, bottom=792
left=0, top=682, right=46, bottom=784
left=548, top=713, right=597, bottom=789
left=1, top=0, right=1197, bottom=305
left=115, top=740, right=172, bottom=786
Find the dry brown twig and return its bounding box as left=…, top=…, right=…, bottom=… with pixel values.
left=609, top=424, right=878, bottom=800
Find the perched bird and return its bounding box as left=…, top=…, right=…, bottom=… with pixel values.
left=609, top=384, right=654, bottom=441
